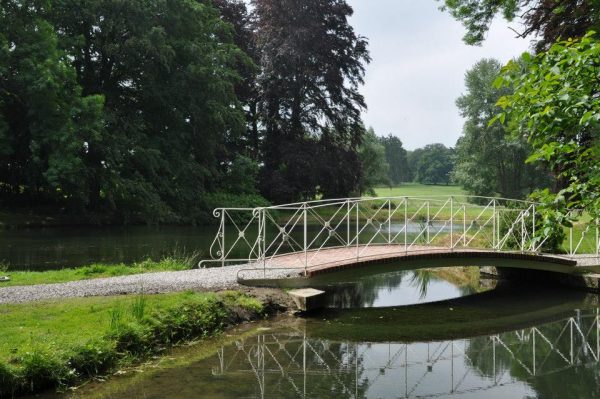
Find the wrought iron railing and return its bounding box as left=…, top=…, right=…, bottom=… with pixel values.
left=199, top=196, right=600, bottom=274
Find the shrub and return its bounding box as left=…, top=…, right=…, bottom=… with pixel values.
left=69, top=341, right=117, bottom=377
left=19, top=350, right=74, bottom=393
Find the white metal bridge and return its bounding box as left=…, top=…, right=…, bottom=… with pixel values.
left=200, top=196, right=600, bottom=280
left=209, top=310, right=600, bottom=398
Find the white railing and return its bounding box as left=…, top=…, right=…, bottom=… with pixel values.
left=199, top=196, right=600, bottom=274
left=209, top=310, right=600, bottom=398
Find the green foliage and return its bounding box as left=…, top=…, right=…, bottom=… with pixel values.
left=256, top=0, right=370, bottom=203
left=438, top=0, right=600, bottom=50
left=18, top=349, right=74, bottom=393
left=380, top=134, right=410, bottom=184
left=495, top=33, right=600, bottom=222
left=2, top=259, right=196, bottom=287
left=453, top=59, right=551, bottom=199
left=358, top=127, right=389, bottom=195
left=411, top=144, right=454, bottom=185
left=0, top=0, right=247, bottom=224
left=0, top=291, right=266, bottom=395
left=68, top=341, right=117, bottom=378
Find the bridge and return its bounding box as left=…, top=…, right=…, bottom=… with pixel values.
left=200, top=196, right=600, bottom=282
left=208, top=310, right=600, bottom=399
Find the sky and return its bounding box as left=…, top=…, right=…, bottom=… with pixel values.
left=347, top=0, right=530, bottom=150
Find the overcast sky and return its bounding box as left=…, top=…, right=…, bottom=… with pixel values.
left=347, top=0, right=530, bottom=150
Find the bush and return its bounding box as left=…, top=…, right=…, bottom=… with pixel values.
left=69, top=341, right=117, bottom=377
left=19, top=350, right=74, bottom=393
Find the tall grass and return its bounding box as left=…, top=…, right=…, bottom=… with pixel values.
left=0, top=292, right=266, bottom=397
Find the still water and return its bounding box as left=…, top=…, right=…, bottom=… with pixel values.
left=0, top=222, right=459, bottom=271
left=50, top=269, right=600, bottom=399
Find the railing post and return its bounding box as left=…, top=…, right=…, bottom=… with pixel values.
left=596, top=219, right=599, bottom=257
left=521, top=210, right=526, bottom=252
left=347, top=200, right=351, bottom=247
left=532, top=204, right=536, bottom=252
left=356, top=201, right=360, bottom=260
left=221, top=210, right=226, bottom=268
left=388, top=200, right=392, bottom=244
left=463, top=204, right=466, bottom=247
left=261, top=209, right=266, bottom=271
left=426, top=201, right=430, bottom=245
left=570, top=226, right=573, bottom=256
left=450, top=196, right=454, bottom=250
left=303, top=203, right=307, bottom=276
left=404, top=197, right=408, bottom=253
left=493, top=200, right=497, bottom=250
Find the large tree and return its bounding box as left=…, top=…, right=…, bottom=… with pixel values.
left=253, top=0, right=370, bottom=203
left=413, top=144, right=454, bottom=185
left=48, top=0, right=245, bottom=221
left=0, top=0, right=104, bottom=208
left=438, top=0, right=600, bottom=50
left=357, top=128, right=389, bottom=195
left=453, top=59, right=550, bottom=199
left=380, top=134, right=410, bottom=185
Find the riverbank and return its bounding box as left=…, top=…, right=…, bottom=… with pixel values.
left=0, top=290, right=289, bottom=397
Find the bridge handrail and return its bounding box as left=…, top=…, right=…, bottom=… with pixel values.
left=212, top=195, right=539, bottom=213
left=202, top=195, right=599, bottom=272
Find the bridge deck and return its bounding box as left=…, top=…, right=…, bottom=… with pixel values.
left=244, top=244, right=593, bottom=278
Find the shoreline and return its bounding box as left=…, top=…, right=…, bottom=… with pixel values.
left=0, top=290, right=291, bottom=398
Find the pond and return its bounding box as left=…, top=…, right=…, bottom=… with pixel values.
left=41, top=269, right=600, bottom=399
left=0, top=222, right=460, bottom=271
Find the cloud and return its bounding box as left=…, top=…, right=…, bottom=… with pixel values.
left=348, top=0, right=530, bottom=150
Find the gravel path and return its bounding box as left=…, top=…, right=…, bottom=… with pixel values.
left=0, top=265, right=297, bottom=304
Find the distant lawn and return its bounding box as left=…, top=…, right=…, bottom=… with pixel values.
left=373, top=183, right=467, bottom=198
left=0, top=258, right=193, bottom=287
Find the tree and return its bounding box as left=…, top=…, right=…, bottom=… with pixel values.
left=494, top=33, right=600, bottom=221
left=253, top=0, right=370, bottom=203
left=438, top=0, right=600, bottom=50
left=380, top=134, right=409, bottom=185
left=48, top=0, right=245, bottom=221
left=357, top=128, right=389, bottom=195
left=453, top=59, right=550, bottom=199
left=0, top=0, right=104, bottom=208
left=212, top=0, right=261, bottom=160
left=414, top=144, right=454, bottom=185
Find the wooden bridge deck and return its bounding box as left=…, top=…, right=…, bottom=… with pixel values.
left=245, top=244, right=597, bottom=277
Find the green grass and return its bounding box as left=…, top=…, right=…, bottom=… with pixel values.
left=373, top=183, right=467, bottom=198
left=0, top=291, right=265, bottom=396
left=0, top=258, right=193, bottom=287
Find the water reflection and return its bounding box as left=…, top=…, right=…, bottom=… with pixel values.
left=315, top=269, right=479, bottom=308
left=207, top=310, right=600, bottom=399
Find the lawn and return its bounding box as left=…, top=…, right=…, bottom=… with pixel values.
left=373, top=183, right=467, bottom=198
left=0, top=258, right=193, bottom=287
left=0, top=290, right=265, bottom=396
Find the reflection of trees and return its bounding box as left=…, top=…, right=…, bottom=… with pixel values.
left=324, top=270, right=409, bottom=307
left=323, top=269, right=475, bottom=308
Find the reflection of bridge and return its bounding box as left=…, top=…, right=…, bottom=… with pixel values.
left=200, top=196, right=599, bottom=279
left=210, top=311, right=600, bottom=398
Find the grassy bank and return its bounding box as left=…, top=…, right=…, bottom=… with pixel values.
left=0, top=258, right=194, bottom=287
left=0, top=291, right=269, bottom=397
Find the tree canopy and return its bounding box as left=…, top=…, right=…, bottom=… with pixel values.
left=412, top=144, right=454, bottom=185
left=380, top=135, right=410, bottom=185
left=254, top=0, right=370, bottom=203
left=453, top=58, right=550, bottom=199
left=494, top=33, right=600, bottom=219
left=0, top=0, right=372, bottom=223
left=439, top=0, right=600, bottom=50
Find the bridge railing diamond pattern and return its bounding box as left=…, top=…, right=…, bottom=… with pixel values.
left=201, top=196, right=599, bottom=275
